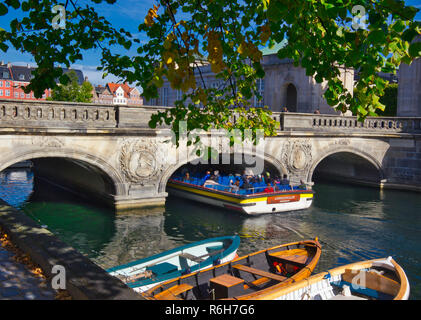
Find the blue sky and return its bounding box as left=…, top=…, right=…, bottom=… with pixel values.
left=1, top=0, right=420, bottom=87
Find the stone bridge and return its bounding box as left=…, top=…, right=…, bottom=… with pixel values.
left=0, top=99, right=420, bottom=211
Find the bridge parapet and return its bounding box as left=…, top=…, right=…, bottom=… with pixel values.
left=280, top=112, right=421, bottom=134
left=1, top=100, right=421, bottom=134
left=0, top=99, right=117, bottom=128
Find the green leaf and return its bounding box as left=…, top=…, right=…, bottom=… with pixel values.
left=0, top=3, right=8, bottom=16
left=409, top=42, right=421, bottom=58
left=267, top=0, right=285, bottom=23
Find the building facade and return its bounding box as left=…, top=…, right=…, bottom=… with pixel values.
left=397, top=35, right=421, bottom=117
left=93, top=83, right=143, bottom=106
left=0, top=62, right=84, bottom=101
left=145, top=53, right=354, bottom=114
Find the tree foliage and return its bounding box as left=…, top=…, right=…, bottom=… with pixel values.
left=0, top=0, right=420, bottom=145
left=356, top=81, right=398, bottom=116
left=49, top=70, right=93, bottom=103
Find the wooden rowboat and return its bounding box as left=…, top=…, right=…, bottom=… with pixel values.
left=261, top=257, right=410, bottom=300
left=107, top=235, right=240, bottom=293
left=142, top=238, right=321, bottom=300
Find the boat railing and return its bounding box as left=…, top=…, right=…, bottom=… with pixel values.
left=171, top=176, right=307, bottom=195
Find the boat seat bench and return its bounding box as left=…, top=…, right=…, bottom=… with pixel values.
left=268, top=252, right=308, bottom=267
left=179, top=252, right=206, bottom=263
left=154, top=283, right=193, bottom=300
left=232, top=264, right=287, bottom=282
left=180, top=248, right=225, bottom=264
left=146, top=262, right=178, bottom=275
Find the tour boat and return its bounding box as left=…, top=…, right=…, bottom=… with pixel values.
left=107, top=235, right=240, bottom=293
left=167, top=177, right=314, bottom=215
left=142, top=238, right=321, bottom=300
left=263, top=256, right=410, bottom=300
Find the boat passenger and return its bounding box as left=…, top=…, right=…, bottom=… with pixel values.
left=280, top=174, right=290, bottom=186
left=203, top=171, right=211, bottom=182
left=241, top=178, right=252, bottom=190
left=264, top=182, right=274, bottom=193
left=298, top=180, right=307, bottom=190
left=210, top=170, right=220, bottom=182
left=230, top=180, right=240, bottom=193
left=183, top=172, right=190, bottom=182
left=274, top=176, right=281, bottom=190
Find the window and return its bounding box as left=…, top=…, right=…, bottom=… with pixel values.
left=2, top=72, right=9, bottom=78
left=0, top=90, right=3, bottom=96
left=149, top=98, right=157, bottom=106
left=21, top=93, right=25, bottom=98
left=5, top=90, right=10, bottom=96
left=0, top=81, right=2, bottom=87
left=176, top=90, right=183, bottom=101
left=211, top=80, right=222, bottom=89
left=14, top=92, right=19, bottom=98
left=254, top=79, right=265, bottom=108
left=5, top=81, right=10, bottom=87
left=159, top=87, right=168, bottom=106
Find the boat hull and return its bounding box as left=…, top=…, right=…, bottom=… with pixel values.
left=132, top=250, right=238, bottom=293
left=143, top=239, right=322, bottom=300
left=107, top=236, right=240, bottom=293
left=262, top=257, right=410, bottom=300
left=168, top=181, right=313, bottom=215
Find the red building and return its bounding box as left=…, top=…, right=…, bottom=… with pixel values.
left=0, top=62, right=84, bottom=101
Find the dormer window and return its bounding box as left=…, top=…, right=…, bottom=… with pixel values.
left=19, top=74, right=25, bottom=80
left=2, top=72, right=9, bottom=78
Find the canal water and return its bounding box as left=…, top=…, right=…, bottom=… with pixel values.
left=0, top=168, right=420, bottom=299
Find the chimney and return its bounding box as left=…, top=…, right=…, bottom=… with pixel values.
left=7, top=62, right=11, bottom=68
left=27, top=64, right=30, bottom=68
left=0, top=61, right=4, bottom=65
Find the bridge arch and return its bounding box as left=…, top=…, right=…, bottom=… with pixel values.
left=0, top=148, right=127, bottom=197
left=157, top=152, right=288, bottom=194
left=308, top=146, right=385, bottom=185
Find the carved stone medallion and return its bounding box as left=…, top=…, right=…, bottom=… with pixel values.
left=282, top=139, right=312, bottom=173
left=119, top=140, right=162, bottom=183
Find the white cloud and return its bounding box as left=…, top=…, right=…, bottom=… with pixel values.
left=71, top=64, right=118, bottom=85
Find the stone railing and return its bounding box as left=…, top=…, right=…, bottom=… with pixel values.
left=1, top=99, right=421, bottom=134
left=280, top=112, right=421, bottom=134
left=0, top=99, right=117, bottom=128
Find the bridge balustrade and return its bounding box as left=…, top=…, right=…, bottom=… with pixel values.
left=1, top=99, right=421, bottom=134
left=0, top=100, right=116, bottom=128
left=280, top=112, right=421, bottom=134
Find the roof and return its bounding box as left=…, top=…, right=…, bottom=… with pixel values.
left=62, top=68, right=84, bottom=85
left=0, top=65, right=12, bottom=80
left=107, top=82, right=136, bottom=98
left=260, top=39, right=288, bottom=56
left=0, top=63, right=84, bottom=84
left=95, top=85, right=112, bottom=95
left=10, top=65, right=34, bottom=82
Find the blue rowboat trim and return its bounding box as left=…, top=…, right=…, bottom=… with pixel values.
left=107, top=235, right=240, bottom=292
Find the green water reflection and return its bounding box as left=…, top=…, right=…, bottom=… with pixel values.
left=0, top=169, right=420, bottom=299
